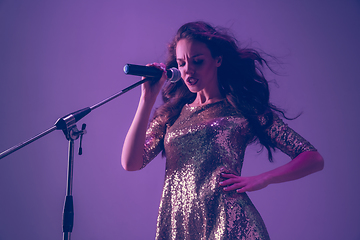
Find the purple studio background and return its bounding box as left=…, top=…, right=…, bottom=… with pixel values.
left=0, top=1, right=359, bottom=239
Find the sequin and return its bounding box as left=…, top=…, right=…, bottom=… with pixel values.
left=143, top=100, right=316, bottom=240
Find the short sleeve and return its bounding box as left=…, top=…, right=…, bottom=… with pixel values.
left=264, top=114, right=317, bottom=159
left=141, top=116, right=166, bottom=169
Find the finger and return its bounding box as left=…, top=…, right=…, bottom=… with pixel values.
left=159, top=62, right=166, bottom=69
left=142, top=63, right=166, bottom=80
left=154, top=62, right=166, bottom=72
left=150, top=62, right=166, bottom=72
left=236, top=187, right=247, bottom=193
left=223, top=183, right=245, bottom=192
left=219, top=178, right=240, bottom=186
left=220, top=172, right=237, bottom=178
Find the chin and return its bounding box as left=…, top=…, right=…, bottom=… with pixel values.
left=187, top=87, right=202, bottom=93
left=185, top=83, right=203, bottom=93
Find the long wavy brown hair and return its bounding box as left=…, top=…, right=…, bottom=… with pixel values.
left=153, top=21, right=289, bottom=161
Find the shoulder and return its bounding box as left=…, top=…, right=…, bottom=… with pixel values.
left=147, top=114, right=167, bottom=135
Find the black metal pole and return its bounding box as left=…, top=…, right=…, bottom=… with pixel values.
left=0, top=126, right=57, bottom=159
left=90, top=78, right=148, bottom=111
left=63, top=139, right=75, bottom=240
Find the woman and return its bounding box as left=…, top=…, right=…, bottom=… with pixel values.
left=121, top=21, right=324, bottom=240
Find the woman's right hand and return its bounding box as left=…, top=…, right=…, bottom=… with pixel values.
left=141, top=62, right=167, bottom=104
left=121, top=62, right=167, bottom=171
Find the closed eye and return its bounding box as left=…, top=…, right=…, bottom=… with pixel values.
left=177, top=62, right=185, bottom=67
left=193, top=59, right=204, bottom=65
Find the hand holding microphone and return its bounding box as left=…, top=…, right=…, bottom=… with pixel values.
left=123, top=63, right=181, bottom=83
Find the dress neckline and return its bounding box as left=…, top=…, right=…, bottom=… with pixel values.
left=185, top=99, right=226, bottom=110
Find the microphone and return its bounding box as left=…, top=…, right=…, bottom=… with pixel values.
left=123, top=64, right=181, bottom=83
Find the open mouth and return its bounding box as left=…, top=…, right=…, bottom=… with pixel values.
left=186, top=77, right=198, bottom=86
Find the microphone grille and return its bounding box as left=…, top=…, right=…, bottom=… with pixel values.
left=167, top=68, right=181, bottom=83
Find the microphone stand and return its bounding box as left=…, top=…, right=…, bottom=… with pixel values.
left=0, top=77, right=150, bottom=240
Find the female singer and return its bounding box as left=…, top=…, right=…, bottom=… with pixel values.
left=121, top=21, right=324, bottom=239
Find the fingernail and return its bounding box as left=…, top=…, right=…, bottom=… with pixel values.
left=219, top=182, right=223, bottom=185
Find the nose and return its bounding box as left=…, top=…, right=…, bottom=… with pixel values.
left=184, top=62, right=195, bottom=75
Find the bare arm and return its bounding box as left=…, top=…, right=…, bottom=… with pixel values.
left=220, top=150, right=324, bottom=193
left=262, top=150, right=324, bottom=184
left=121, top=63, right=167, bottom=171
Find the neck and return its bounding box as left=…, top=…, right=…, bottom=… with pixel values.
left=190, top=90, right=224, bottom=107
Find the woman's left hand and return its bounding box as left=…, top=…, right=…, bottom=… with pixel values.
left=219, top=172, right=269, bottom=193
left=219, top=151, right=324, bottom=193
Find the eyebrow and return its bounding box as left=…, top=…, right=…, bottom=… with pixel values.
left=176, top=53, right=204, bottom=61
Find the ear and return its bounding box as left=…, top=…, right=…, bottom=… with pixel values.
left=215, top=56, right=222, bottom=67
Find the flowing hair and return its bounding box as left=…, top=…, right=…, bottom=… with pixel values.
left=153, top=21, right=290, bottom=161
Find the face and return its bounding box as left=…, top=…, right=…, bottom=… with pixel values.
left=175, top=39, right=222, bottom=94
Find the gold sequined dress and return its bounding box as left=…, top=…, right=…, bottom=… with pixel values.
left=142, top=100, right=315, bottom=240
